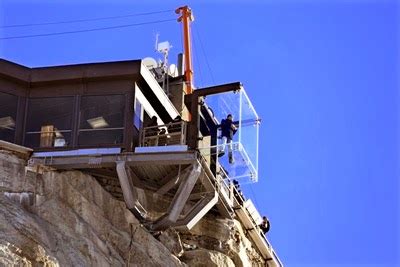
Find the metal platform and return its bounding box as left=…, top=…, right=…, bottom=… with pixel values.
left=29, top=148, right=281, bottom=265
left=30, top=150, right=234, bottom=229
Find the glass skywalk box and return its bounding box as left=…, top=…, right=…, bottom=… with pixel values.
left=198, top=88, right=260, bottom=184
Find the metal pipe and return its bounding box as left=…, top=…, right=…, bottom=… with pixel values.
left=175, top=6, right=194, bottom=94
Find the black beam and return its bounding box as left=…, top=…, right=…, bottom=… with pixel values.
left=193, top=82, right=242, bottom=97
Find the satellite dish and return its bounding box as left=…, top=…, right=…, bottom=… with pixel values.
left=168, top=64, right=178, bottom=77
left=142, top=57, right=157, bottom=69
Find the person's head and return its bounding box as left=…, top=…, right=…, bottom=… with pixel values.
left=151, top=116, right=157, bottom=122
left=262, top=216, right=268, bottom=222
left=174, top=115, right=182, bottom=121
left=233, top=179, right=239, bottom=185
left=227, top=114, right=233, bottom=121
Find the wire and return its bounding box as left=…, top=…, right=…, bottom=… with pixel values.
left=192, top=28, right=204, bottom=88
left=1, top=9, right=174, bottom=28
left=193, top=24, right=216, bottom=85
left=179, top=20, right=183, bottom=55
left=0, top=19, right=176, bottom=40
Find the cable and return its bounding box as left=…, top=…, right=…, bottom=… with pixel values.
left=179, top=20, right=183, bottom=55
left=192, top=30, right=204, bottom=88
left=1, top=9, right=174, bottom=28
left=0, top=18, right=176, bottom=40
left=193, top=24, right=216, bottom=85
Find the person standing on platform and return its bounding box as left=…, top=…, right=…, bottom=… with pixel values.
left=219, top=114, right=237, bottom=164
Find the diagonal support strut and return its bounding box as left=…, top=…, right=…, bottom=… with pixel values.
left=151, top=162, right=201, bottom=230
left=116, top=161, right=147, bottom=222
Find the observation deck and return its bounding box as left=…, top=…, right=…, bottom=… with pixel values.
left=0, top=59, right=282, bottom=266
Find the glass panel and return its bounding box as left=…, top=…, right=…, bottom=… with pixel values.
left=134, top=98, right=143, bottom=130
left=78, top=129, right=123, bottom=146
left=25, top=97, right=74, bottom=148
left=0, top=92, right=18, bottom=143
left=78, top=95, right=125, bottom=146
left=239, top=90, right=259, bottom=181
left=200, top=89, right=259, bottom=183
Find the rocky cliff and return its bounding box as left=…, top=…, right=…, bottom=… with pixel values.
left=0, top=150, right=265, bottom=266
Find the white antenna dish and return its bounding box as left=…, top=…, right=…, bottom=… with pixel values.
left=168, top=64, right=178, bottom=77
left=142, top=57, right=158, bottom=69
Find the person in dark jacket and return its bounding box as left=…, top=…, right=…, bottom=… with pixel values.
left=219, top=114, right=237, bottom=164
left=259, top=216, right=270, bottom=235
left=146, top=116, right=159, bottom=136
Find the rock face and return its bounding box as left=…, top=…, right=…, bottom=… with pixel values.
left=0, top=151, right=264, bottom=266
left=182, top=249, right=235, bottom=267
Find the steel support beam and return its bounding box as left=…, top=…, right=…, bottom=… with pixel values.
left=151, top=163, right=201, bottom=230
left=155, top=165, right=193, bottom=196
left=116, top=161, right=147, bottom=221
left=173, top=191, right=218, bottom=231
left=199, top=158, right=234, bottom=218
left=116, top=161, right=137, bottom=209
left=31, top=151, right=197, bottom=170
left=192, top=82, right=242, bottom=97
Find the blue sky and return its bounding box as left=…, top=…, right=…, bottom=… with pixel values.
left=1, top=0, right=399, bottom=266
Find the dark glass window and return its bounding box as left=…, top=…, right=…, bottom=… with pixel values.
left=143, top=111, right=151, bottom=127
left=78, top=95, right=125, bottom=146
left=0, top=92, right=18, bottom=143
left=25, top=97, right=74, bottom=148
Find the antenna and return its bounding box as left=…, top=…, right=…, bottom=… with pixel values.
left=154, top=34, right=172, bottom=95
left=155, top=33, right=159, bottom=51
left=155, top=33, right=172, bottom=55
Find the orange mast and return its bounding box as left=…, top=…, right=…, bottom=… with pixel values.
left=175, top=6, right=194, bottom=94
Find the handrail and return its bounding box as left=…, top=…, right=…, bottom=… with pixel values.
left=233, top=187, right=283, bottom=266
left=216, top=169, right=282, bottom=266
left=195, top=153, right=282, bottom=266
left=140, top=121, right=187, bottom=147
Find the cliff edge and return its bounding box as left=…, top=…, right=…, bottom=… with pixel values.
left=0, top=150, right=265, bottom=266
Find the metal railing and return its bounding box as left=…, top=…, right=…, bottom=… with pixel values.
left=140, top=121, right=187, bottom=147
left=214, top=167, right=283, bottom=267
left=189, top=154, right=283, bottom=266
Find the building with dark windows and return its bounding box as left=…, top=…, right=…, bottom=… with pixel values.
left=0, top=58, right=282, bottom=266
left=0, top=59, right=180, bottom=151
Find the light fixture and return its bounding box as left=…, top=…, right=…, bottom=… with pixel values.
left=87, top=116, right=109, bottom=129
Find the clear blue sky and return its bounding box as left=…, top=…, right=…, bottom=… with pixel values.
left=1, top=1, right=398, bottom=266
